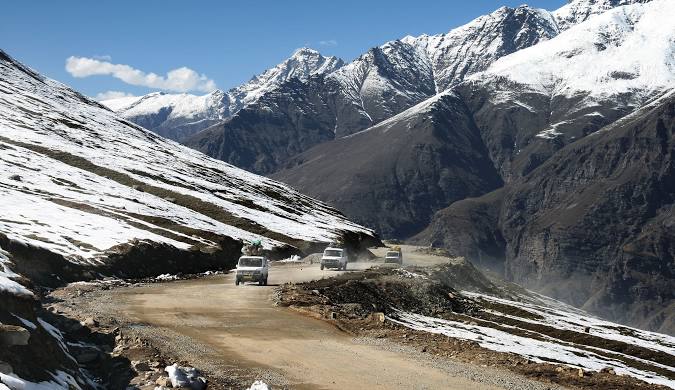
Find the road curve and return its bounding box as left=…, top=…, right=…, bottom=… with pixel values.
left=110, top=253, right=560, bottom=390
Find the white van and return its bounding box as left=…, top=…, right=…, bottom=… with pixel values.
left=235, top=256, right=269, bottom=286
left=320, top=247, right=348, bottom=271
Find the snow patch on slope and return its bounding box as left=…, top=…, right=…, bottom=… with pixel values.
left=0, top=246, right=33, bottom=297
left=553, top=0, right=653, bottom=31
left=0, top=371, right=82, bottom=390
left=390, top=309, right=674, bottom=388
left=99, top=94, right=140, bottom=111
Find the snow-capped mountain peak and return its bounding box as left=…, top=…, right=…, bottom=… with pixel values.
left=232, top=47, right=343, bottom=108
left=479, top=0, right=674, bottom=97
left=402, top=4, right=560, bottom=91
left=102, top=48, right=344, bottom=141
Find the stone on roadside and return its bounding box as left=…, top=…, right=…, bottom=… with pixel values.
left=0, top=324, right=30, bottom=346
left=155, top=376, right=171, bottom=387
left=81, top=317, right=99, bottom=328
left=133, top=360, right=151, bottom=371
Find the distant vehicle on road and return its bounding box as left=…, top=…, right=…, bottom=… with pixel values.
left=385, top=248, right=403, bottom=264
left=235, top=256, right=269, bottom=286
left=321, top=247, right=348, bottom=271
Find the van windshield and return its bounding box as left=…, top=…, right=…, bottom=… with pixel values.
left=239, top=257, right=263, bottom=267
left=324, top=249, right=342, bottom=257
left=386, top=252, right=400, bottom=258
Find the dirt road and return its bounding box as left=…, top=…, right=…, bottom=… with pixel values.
left=104, top=248, right=562, bottom=389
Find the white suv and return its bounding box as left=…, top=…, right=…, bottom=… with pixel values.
left=321, top=247, right=348, bottom=271
left=235, top=256, right=269, bottom=286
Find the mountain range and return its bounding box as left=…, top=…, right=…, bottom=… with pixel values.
left=76, top=0, right=675, bottom=333
left=279, top=0, right=674, bottom=333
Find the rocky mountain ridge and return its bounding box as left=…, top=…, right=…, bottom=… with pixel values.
left=184, top=3, right=565, bottom=173
left=102, top=48, right=343, bottom=141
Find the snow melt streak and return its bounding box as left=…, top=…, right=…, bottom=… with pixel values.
left=389, top=306, right=675, bottom=388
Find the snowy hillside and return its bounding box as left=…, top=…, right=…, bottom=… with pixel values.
left=482, top=0, right=673, bottom=96
left=0, top=49, right=373, bottom=266
left=228, top=47, right=343, bottom=111
left=553, top=0, right=653, bottom=31
left=471, top=0, right=674, bottom=140
left=392, top=290, right=675, bottom=388
left=102, top=48, right=343, bottom=141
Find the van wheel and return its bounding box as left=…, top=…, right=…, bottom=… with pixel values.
left=259, top=279, right=264, bottom=286
left=235, top=279, right=240, bottom=286
left=264, top=278, right=268, bottom=286
left=320, top=264, right=324, bottom=270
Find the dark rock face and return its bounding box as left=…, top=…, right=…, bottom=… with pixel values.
left=0, top=292, right=81, bottom=385
left=498, top=93, right=675, bottom=334
left=455, top=80, right=638, bottom=182
left=185, top=77, right=336, bottom=175
left=411, top=189, right=506, bottom=276
left=420, top=92, right=675, bottom=334
left=273, top=94, right=503, bottom=238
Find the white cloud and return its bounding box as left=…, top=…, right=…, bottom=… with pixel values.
left=93, top=54, right=112, bottom=61
left=319, top=40, right=338, bottom=47
left=65, top=56, right=217, bottom=93
left=95, top=90, right=136, bottom=101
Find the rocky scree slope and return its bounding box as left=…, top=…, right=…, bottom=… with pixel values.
left=102, top=48, right=343, bottom=142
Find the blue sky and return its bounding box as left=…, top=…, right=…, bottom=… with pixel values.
left=2, top=0, right=566, bottom=99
